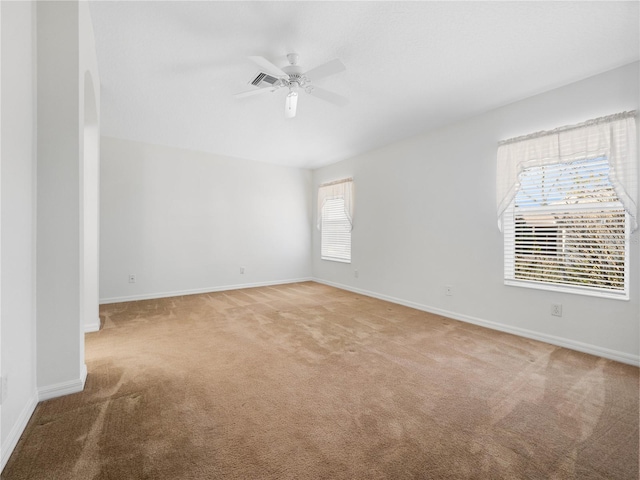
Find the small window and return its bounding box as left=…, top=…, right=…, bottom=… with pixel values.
left=318, top=179, right=353, bottom=263
left=504, top=157, right=629, bottom=298
left=321, top=197, right=352, bottom=263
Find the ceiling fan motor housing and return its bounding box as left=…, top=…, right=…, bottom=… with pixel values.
left=285, top=73, right=307, bottom=88
left=282, top=64, right=307, bottom=86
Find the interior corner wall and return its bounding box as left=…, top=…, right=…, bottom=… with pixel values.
left=1, top=0, right=38, bottom=468
left=99, top=137, right=312, bottom=303
left=312, top=62, right=640, bottom=365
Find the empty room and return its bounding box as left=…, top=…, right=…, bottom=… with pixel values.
left=1, top=1, right=638, bottom=479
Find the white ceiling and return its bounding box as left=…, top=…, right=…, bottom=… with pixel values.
left=88, top=1, right=639, bottom=169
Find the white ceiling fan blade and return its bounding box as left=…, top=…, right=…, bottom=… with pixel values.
left=248, top=56, right=287, bottom=77
left=307, top=86, right=349, bottom=107
left=304, top=59, right=346, bottom=81
left=285, top=91, right=298, bottom=118
left=234, top=87, right=278, bottom=99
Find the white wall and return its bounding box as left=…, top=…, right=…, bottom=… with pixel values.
left=313, top=62, right=640, bottom=365
left=0, top=2, right=100, bottom=470
left=36, top=0, right=99, bottom=400
left=1, top=0, right=38, bottom=467
left=36, top=1, right=84, bottom=395
left=100, top=137, right=312, bottom=302
left=1, top=0, right=3, bottom=460
left=82, top=72, right=100, bottom=333
left=80, top=1, right=101, bottom=334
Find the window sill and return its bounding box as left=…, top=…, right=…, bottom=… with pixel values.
left=321, top=257, right=351, bottom=264
left=504, top=279, right=629, bottom=301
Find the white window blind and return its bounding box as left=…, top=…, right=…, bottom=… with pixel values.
left=504, top=157, right=628, bottom=298
left=318, top=178, right=353, bottom=263
left=321, top=197, right=352, bottom=263
left=498, top=111, right=636, bottom=299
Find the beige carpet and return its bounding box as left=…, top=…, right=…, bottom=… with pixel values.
left=2, top=282, right=638, bottom=479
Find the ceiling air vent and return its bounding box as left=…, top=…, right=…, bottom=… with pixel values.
left=250, top=72, right=280, bottom=87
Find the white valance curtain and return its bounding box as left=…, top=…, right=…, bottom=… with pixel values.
left=496, top=111, right=638, bottom=231
left=317, top=178, right=354, bottom=230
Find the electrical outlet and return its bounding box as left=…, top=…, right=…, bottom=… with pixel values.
left=240, top=266, right=245, bottom=274
left=128, top=274, right=136, bottom=284
left=551, top=304, right=563, bottom=317
left=445, top=285, right=453, bottom=296
left=354, top=270, right=359, bottom=278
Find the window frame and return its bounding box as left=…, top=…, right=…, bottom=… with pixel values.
left=317, top=177, right=354, bottom=264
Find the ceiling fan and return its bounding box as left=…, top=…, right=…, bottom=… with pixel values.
left=234, top=53, right=348, bottom=118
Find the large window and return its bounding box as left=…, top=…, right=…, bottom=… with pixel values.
left=497, top=112, right=637, bottom=299
left=504, top=157, right=628, bottom=297
left=318, top=178, right=353, bottom=263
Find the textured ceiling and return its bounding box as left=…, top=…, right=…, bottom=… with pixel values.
left=88, top=1, right=639, bottom=169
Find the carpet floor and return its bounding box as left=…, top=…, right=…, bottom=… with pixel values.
left=2, top=282, right=638, bottom=479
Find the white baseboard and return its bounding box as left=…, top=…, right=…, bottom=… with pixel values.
left=1, top=391, right=38, bottom=472
left=38, top=364, right=87, bottom=402
left=313, top=278, right=640, bottom=367
left=84, top=317, right=101, bottom=333
left=1, top=366, right=88, bottom=473
left=99, top=277, right=314, bottom=304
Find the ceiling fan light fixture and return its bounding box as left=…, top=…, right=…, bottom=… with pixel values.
left=287, top=83, right=299, bottom=97
left=285, top=86, right=298, bottom=118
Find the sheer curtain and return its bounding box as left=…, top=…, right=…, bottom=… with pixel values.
left=496, top=111, right=638, bottom=231
left=317, top=178, right=354, bottom=230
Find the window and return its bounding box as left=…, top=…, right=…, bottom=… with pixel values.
left=497, top=112, right=637, bottom=299
left=318, top=179, right=353, bottom=263
left=504, top=158, right=628, bottom=297
left=321, top=197, right=352, bottom=262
